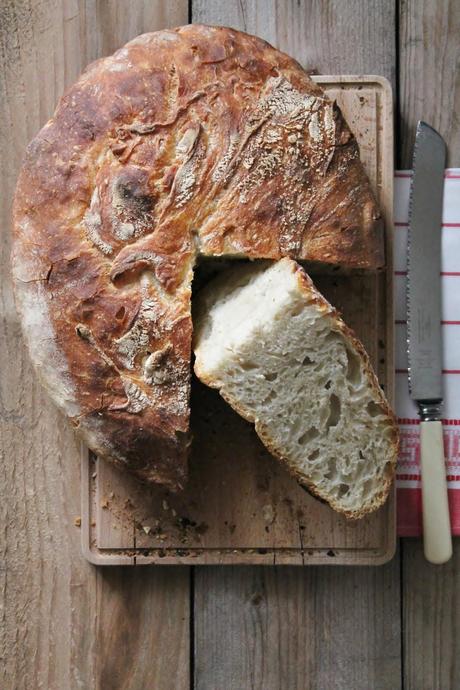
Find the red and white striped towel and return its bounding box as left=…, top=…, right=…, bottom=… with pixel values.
left=395, top=169, right=460, bottom=536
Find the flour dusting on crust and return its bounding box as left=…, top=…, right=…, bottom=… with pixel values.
left=15, top=283, right=80, bottom=417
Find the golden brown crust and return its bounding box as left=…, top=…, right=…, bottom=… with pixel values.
left=12, top=25, right=384, bottom=489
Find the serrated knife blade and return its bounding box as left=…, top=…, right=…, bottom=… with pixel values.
left=406, top=121, right=451, bottom=564
left=407, top=122, right=445, bottom=402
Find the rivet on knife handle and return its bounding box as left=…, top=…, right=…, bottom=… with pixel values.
left=406, top=121, right=452, bottom=563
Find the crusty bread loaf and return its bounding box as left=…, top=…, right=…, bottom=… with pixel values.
left=12, top=25, right=384, bottom=489
left=193, top=258, right=398, bottom=517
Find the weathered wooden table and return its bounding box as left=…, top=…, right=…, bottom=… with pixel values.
left=1, top=2, right=459, bottom=688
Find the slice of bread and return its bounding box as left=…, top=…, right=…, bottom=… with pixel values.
left=193, top=258, right=398, bottom=518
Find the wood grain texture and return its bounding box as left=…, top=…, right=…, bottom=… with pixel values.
left=96, top=568, right=190, bottom=690
left=192, top=0, right=396, bottom=86
left=0, top=2, right=189, bottom=689
left=399, top=0, right=460, bottom=167
left=194, top=562, right=402, bottom=690
left=402, top=539, right=460, bottom=690
left=399, top=2, right=460, bottom=689
left=191, top=2, right=401, bottom=689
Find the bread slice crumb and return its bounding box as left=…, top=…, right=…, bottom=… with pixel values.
left=193, top=258, right=398, bottom=518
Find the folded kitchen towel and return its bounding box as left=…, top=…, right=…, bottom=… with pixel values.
left=395, top=169, right=460, bottom=536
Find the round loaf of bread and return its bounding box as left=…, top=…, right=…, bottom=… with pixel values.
left=12, top=25, right=384, bottom=490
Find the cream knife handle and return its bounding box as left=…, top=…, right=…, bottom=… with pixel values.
left=420, top=420, right=452, bottom=564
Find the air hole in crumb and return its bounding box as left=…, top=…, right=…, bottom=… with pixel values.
left=359, top=450, right=364, bottom=460
left=298, top=428, right=319, bottom=444
left=362, top=479, right=374, bottom=496
left=338, top=483, right=349, bottom=497
left=367, top=401, right=383, bottom=417
left=326, top=394, right=341, bottom=428
left=264, top=372, right=277, bottom=381
left=324, top=459, right=336, bottom=480
left=325, top=380, right=332, bottom=390
left=308, top=449, right=320, bottom=461
left=346, top=348, right=362, bottom=385
left=115, top=306, right=126, bottom=320
left=323, top=331, right=339, bottom=345
left=302, top=355, right=313, bottom=366
left=264, top=390, right=278, bottom=403
left=240, top=360, right=258, bottom=371
left=291, top=303, right=304, bottom=317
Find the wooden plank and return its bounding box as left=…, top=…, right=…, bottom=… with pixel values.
left=0, top=2, right=189, bottom=689
left=402, top=540, right=460, bottom=690
left=0, top=2, right=98, bottom=686
left=83, top=76, right=395, bottom=566
left=399, top=2, right=460, bottom=689
left=191, top=1, right=401, bottom=688
left=399, top=0, right=460, bottom=168
left=192, top=0, right=396, bottom=82
left=194, top=561, right=402, bottom=690
left=95, top=567, right=190, bottom=690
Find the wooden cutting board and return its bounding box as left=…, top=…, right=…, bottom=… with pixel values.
left=81, top=75, right=394, bottom=566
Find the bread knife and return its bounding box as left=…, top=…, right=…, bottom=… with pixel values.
left=407, top=121, right=452, bottom=564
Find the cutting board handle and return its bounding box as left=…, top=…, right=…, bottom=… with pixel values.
left=420, top=420, right=452, bottom=564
